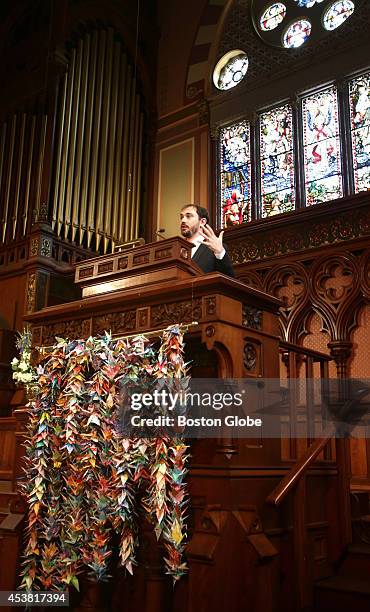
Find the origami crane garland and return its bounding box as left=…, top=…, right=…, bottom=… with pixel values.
left=19, top=326, right=189, bottom=591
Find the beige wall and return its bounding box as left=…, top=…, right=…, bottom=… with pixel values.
left=157, top=139, right=195, bottom=238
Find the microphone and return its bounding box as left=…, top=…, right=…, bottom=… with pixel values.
left=156, top=228, right=166, bottom=240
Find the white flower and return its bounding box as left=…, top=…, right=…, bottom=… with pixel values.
left=19, top=361, right=29, bottom=372
left=11, top=357, right=19, bottom=366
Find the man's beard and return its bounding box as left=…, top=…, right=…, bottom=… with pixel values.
left=181, top=225, right=192, bottom=238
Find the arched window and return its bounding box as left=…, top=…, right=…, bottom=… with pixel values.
left=220, top=122, right=251, bottom=226
left=302, top=86, right=343, bottom=206
left=260, top=104, right=295, bottom=216
left=349, top=73, right=370, bottom=193
left=213, top=0, right=369, bottom=227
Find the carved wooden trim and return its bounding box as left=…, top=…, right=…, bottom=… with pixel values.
left=151, top=299, right=202, bottom=327
left=227, top=199, right=370, bottom=264
left=41, top=319, right=92, bottom=346
left=242, top=305, right=262, bottom=331
left=235, top=244, right=369, bottom=348
left=243, top=342, right=257, bottom=372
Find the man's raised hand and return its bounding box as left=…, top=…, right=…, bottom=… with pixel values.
left=201, top=224, right=224, bottom=256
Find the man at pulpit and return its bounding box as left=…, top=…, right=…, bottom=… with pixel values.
left=180, top=204, right=235, bottom=277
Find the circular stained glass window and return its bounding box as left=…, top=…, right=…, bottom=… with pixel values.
left=293, top=0, right=324, bottom=7
left=323, top=0, right=355, bottom=31
left=260, top=3, right=287, bottom=31
left=213, top=50, right=249, bottom=91
left=283, top=19, right=312, bottom=48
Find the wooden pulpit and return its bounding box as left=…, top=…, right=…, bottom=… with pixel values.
left=26, top=236, right=281, bottom=378
left=21, top=237, right=282, bottom=612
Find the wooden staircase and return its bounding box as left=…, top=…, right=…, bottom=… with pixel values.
left=314, top=489, right=370, bottom=610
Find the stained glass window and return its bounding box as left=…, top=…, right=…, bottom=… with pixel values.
left=220, top=121, right=251, bottom=227
left=293, top=0, right=324, bottom=7
left=218, top=54, right=249, bottom=90
left=349, top=73, right=370, bottom=193
left=283, top=19, right=312, bottom=48
left=213, top=51, right=249, bottom=91
left=260, top=3, right=287, bottom=31
left=260, top=104, right=295, bottom=216
left=323, top=1, right=355, bottom=31
left=302, top=87, right=343, bottom=205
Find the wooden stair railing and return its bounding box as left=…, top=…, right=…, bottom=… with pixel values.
left=266, top=425, right=335, bottom=507
left=266, top=365, right=370, bottom=612
left=267, top=385, right=370, bottom=507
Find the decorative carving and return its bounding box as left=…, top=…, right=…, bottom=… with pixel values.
left=137, top=308, right=149, bottom=328
left=30, top=238, right=39, bottom=257
left=79, top=266, right=94, bottom=279
left=151, top=299, right=202, bottom=326
left=237, top=271, right=263, bottom=290
left=243, top=342, right=257, bottom=372
left=133, top=252, right=149, bottom=265
left=266, top=268, right=306, bottom=313
left=26, top=272, right=37, bottom=314
left=118, top=257, right=128, bottom=269
left=31, top=327, right=42, bottom=345
left=41, top=319, right=91, bottom=346
left=359, top=249, right=370, bottom=298
left=328, top=341, right=353, bottom=378
left=264, top=264, right=308, bottom=340
left=205, top=297, right=216, bottom=316
left=180, top=248, right=188, bottom=259
left=154, top=247, right=172, bottom=259
left=32, top=202, right=49, bottom=224
left=40, top=238, right=52, bottom=257
left=93, top=311, right=136, bottom=336
left=313, top=257, right=356, bottom=312
left=242, top=305, right=262, bottom=330
left=205, top=325, right=215, bottom=337
left=228, top=208, right=370, bottom=264
left=81, top=319, right=91, bottom=337
left=98, top=261, right=114, bottom=274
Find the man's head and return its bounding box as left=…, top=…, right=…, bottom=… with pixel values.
left=180, top=205, right=209, bottom=240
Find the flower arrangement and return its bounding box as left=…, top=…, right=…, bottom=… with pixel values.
left=11, top=329, right=37, bottom=385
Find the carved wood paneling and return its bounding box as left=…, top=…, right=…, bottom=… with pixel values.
left=93, top=311, right=136, bottom=336
left=228, top=198, right=370, bottom=352
left=242, top=305, right=262, bottom=331
left=41, top=319, right=92, bottom=346
left=151, top=298, right=202, bottom=327
left=264, top=263, right=309, bottom=341
left=228, top=200, right=370, bottom=265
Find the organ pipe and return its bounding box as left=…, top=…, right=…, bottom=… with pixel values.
left=0, top=26, right=145, bottom=253
left=48, top=25, right=147, bottom=252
